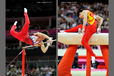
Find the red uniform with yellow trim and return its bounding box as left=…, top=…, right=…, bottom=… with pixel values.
left=64, top=10, right=97, bottom=57
left=87, top=11, right=97, bottom=25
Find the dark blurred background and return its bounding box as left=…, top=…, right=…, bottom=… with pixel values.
left=58, top=0, right=108, bottom=4
left=6, top=0, right=56, bottom=17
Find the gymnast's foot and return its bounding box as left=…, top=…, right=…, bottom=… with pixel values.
left=13, top=21, right=17, bottom=29
left=60, top=30, right=66, bottom=33
left=14, top=21, right=17, bottom=25
left=24, top=8, right=27, bottom=13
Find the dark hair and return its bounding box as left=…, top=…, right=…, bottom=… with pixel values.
left=41, top=30, right=49, bottom=36
left=77, top=7, right=90, bottom=17
left=77, top=9, right=83, bottom=17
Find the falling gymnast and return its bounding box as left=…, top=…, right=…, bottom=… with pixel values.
left=10, top=8, right=53, bottom=53
left=62, top=10, right=103, bottom=57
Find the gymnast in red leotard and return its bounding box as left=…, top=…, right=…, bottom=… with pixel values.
left=63, top=10, right=103, bottom=57
left=10, top=8, right=53, bottom=53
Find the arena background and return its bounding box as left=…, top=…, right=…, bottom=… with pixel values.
left=6, top=0, right=56, bottom=76
left=58, top=0, right=109, bottom=76
left=1, top=0, right=114, bottom=76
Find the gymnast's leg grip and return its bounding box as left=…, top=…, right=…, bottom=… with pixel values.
left=65, top=73, right=72, bottom=76
left=58, top=45, right=77, bottom=76
left=81, top=40, right=96, bottom=57
left=64, top=24, right=83, bottom=32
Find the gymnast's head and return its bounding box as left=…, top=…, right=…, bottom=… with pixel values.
left=79, top=12, right=84, bottom=19
left=41, top=31, right=49, bottom=40
left=41, top=31, right=49, bottom=36
left=33, top=30, right=50, bottom=41
left=77, top=9, right=83, bottom=19
left=78, top=8, right=89, bottom=19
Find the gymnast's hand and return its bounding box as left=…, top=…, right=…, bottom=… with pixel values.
left=49, top=37, right=53, bottom=40
left=97, top=28, right=101, bottom=33
left=47, top=42, right=51, bottom=46
left=48, top=37, right=53, bottom=44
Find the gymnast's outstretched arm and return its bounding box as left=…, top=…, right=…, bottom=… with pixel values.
left=96, top=15, right=103, bottom=32
left=34, top=41, right=50, bottom=53
left=34, top=32, right=52, bottom=40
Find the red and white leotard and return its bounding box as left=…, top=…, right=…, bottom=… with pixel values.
left=29, top=35, right=40, bottom=45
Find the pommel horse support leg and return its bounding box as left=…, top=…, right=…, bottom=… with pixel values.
left=58, top=45, right=78, bottom=76
left=58, top=33, right=109, bottom=76
left=100, top=45, right=109, bottom=76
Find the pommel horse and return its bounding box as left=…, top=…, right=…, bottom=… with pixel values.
left=58, top=33, right=109, bottom=76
